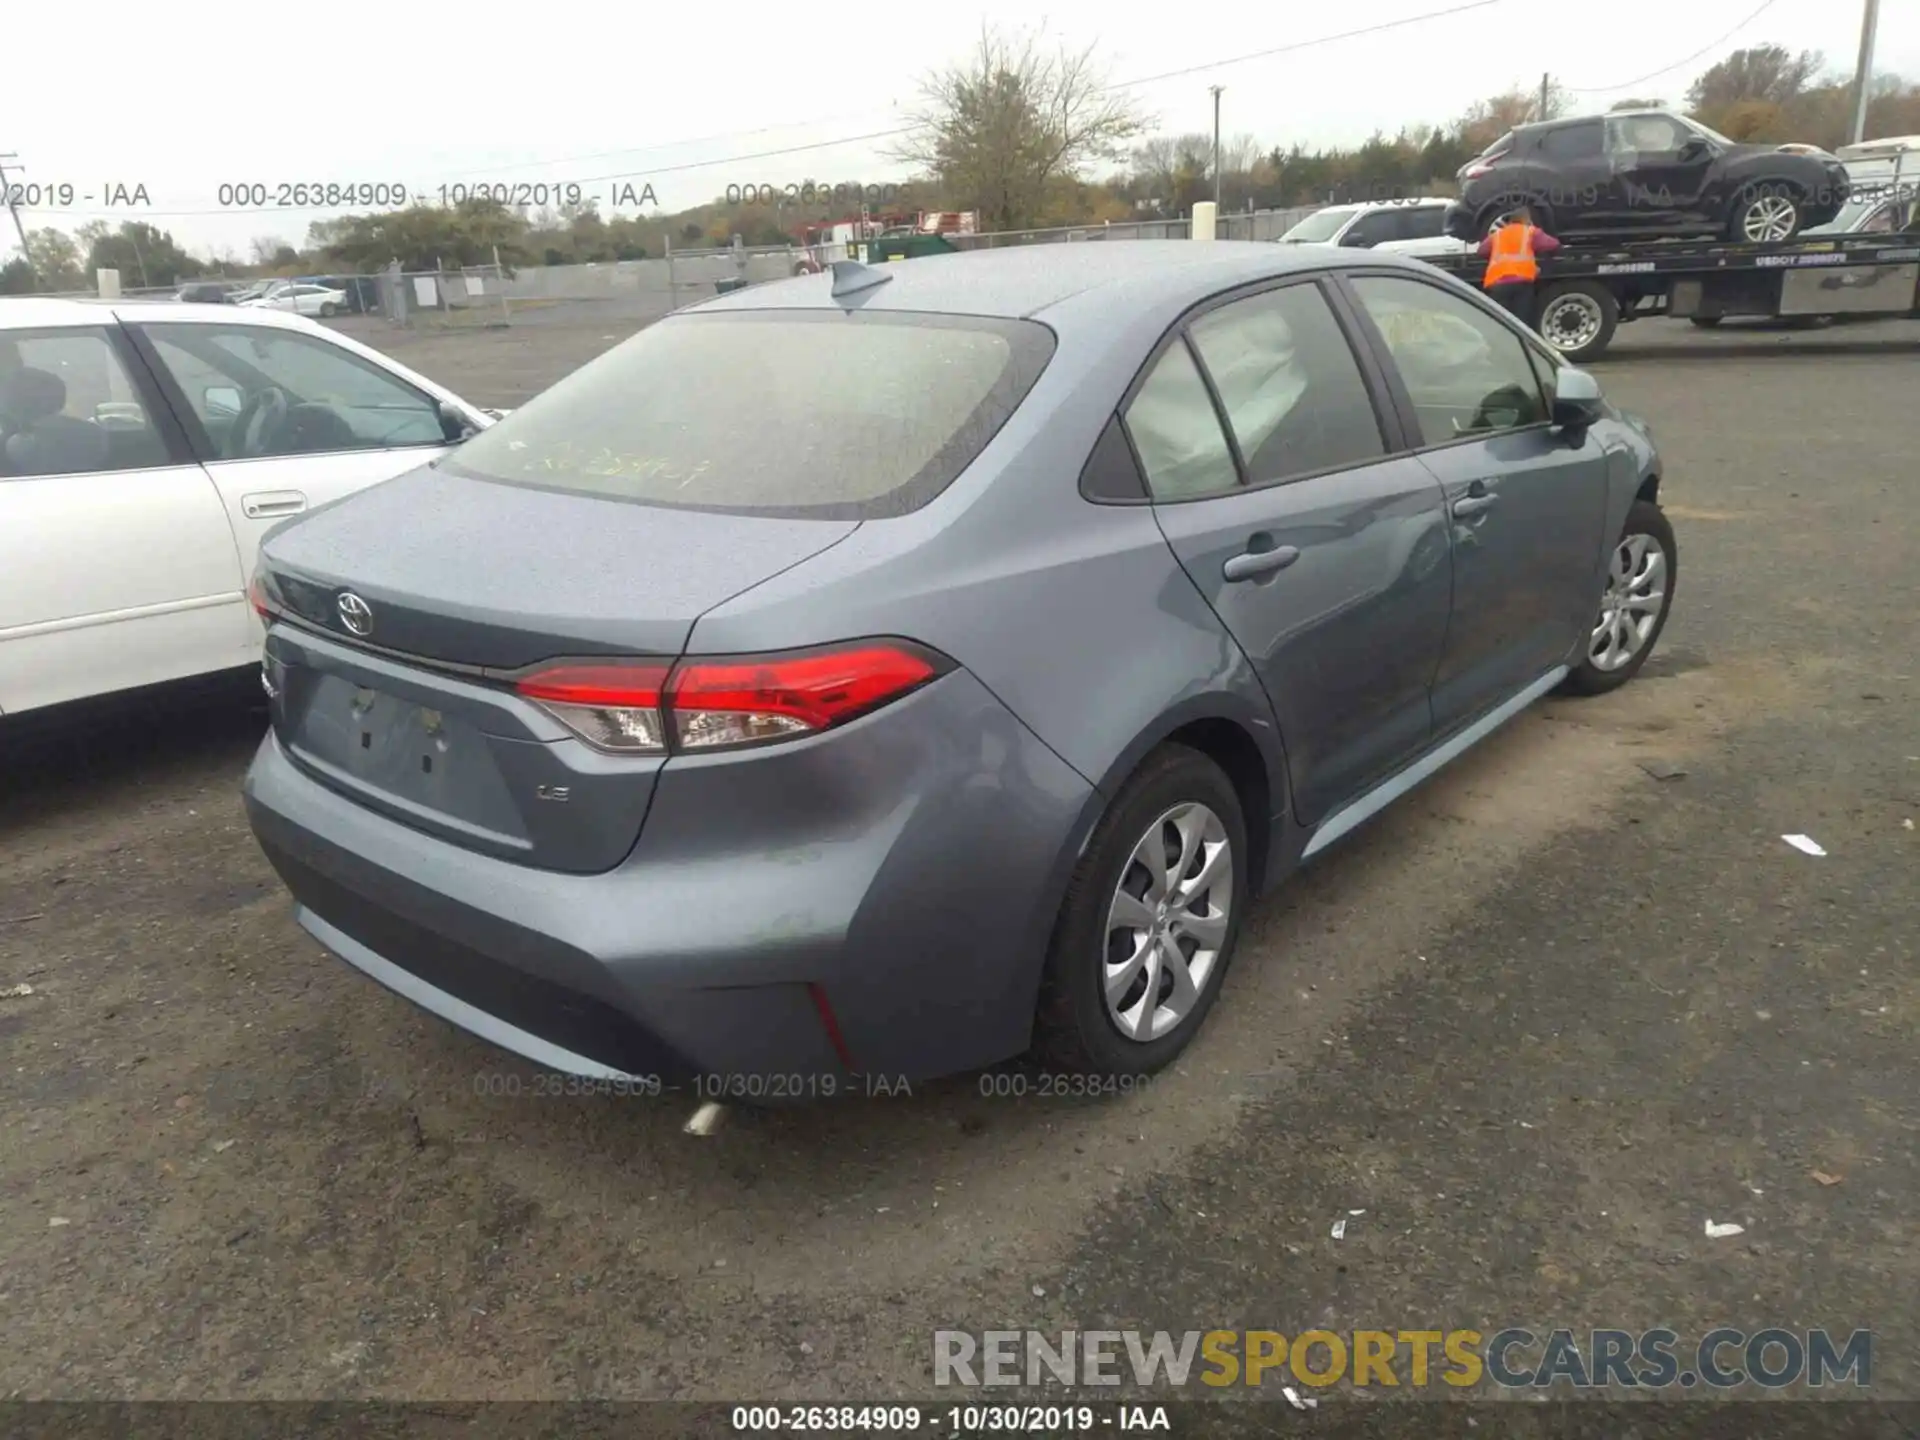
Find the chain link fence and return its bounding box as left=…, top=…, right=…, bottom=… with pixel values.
left=5, top=206, right=1335, bottom=329
left=947, top=207, right=1321, bottom=249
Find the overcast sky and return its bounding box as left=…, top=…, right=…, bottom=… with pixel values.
left=4, top=0, right=1914, bottom=260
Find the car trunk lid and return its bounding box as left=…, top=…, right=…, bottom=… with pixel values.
left=258, top=464, right=859, bottom=873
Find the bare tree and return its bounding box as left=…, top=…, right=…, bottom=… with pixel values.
left=249, top=235, right=289, bottom=266
left=1453, top=90, right=1541, bottom=152
left=1608, top=97, right=1669, bottom=111
left=890, top=24, right=1152, bottom=232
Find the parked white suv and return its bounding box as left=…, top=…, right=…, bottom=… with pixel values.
left=1276, top=198, right=1469, bottom=259
left=1805, top=135, right=1918, bottom=236
left=0, top=298, right=499, bottom=716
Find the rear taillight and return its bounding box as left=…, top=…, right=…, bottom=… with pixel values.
left=1464, top=162, right=1492, bottom=179
left=515, top=662, right=672, bottom=753
left=513, top=641, right=948, bottom=756
left=248, top=572, right=272, bottom=621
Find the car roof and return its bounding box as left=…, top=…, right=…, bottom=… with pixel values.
left=681, top=240, right=1405, bottom=322
left=0, top=295, right=339, bottom=330
left=1522, top=107, right=1667, bottom=135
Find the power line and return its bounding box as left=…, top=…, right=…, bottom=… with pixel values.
left=26, top=0, right=1512, bottom=220
left=1563, top=0, right=1781, bottom=93
left=398, top=107, right=908, bottom=180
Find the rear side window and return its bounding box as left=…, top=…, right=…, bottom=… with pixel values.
left=1123, top=341, right=1239, bottom=501
left=1404, top=208, right=1447, bottom=238
left=1541, top=121, right=1603, bottom=160
left=442, top=310, right=1056, bottom=520
left=1187, top=283, right=1385, bottom=485
left=1344, top=211, right=1403, bottom=246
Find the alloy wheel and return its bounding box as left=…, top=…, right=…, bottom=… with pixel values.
left=1102, top=802, right=1233, bottom=1043
left=1542, top=293, right=1604, bottom=353
left=1740, top=194, right=1798, bottom=243
left=1590, top=532, right=1669, bottom=671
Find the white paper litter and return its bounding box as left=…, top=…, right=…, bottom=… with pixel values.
left=1281, top=1386, right=1315, bottom=1411
left=1704, top=1219, right=1746, bottom=1238
left=1782, top=834, right=1826, bottom=856
left=1, top=984, right=33, bottom=998
left=1330, top=1218, right=1347, bottom=1240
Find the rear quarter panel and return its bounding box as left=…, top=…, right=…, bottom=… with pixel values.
left=686, top=276, right=1296, bottom=906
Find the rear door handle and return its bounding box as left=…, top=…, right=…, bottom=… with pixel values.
left=242, top=490, right=307, bottom=519
left=1222, top=544, right=1300, bottom=582
left=1451, top=493, right=1498, bottom=517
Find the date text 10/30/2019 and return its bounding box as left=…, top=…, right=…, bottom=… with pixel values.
left=729, top=1404, right=1171, bottom=1432
left=212, top=182, right=662, bottom=210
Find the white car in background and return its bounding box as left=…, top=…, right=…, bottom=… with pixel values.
left=1276, top=198, right=1469, bottom=259
left=1805, top=135, right=1919, bottom=236
left=0, top=298, right=500, bottom=717
left=241, top=281, right=349, bottom=318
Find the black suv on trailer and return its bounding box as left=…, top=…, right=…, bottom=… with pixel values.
left=1445, top=109, right=1848, bottom=244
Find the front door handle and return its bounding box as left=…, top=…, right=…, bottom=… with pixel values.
left=1451, top=492, right=1498, bottom=517
left=242, top=490, right=307, bottom=519
left=1223, top=544, right=1301, bottom=582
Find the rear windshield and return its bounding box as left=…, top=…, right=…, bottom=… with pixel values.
left=440, top=309, right=1057, bottom=520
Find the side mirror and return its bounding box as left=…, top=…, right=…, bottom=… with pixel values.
left=1552, top=366, right=1605, bottom=430
left=436, top=400, right=479, bottom=443
left=1677, top=137, right=1709, bottom=161
left=204, top=385, right=242, bottom=416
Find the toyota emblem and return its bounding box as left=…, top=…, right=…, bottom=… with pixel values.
left=336, top=591, right=374, bottom=637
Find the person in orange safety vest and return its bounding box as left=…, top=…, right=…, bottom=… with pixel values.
left=1475, top=206, right=1561, bottom=330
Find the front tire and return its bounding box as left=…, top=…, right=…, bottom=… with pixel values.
left=1034, top=745, right=1248, bottom=1077
left=319, top=302, right=338, bottom=317
left=1561, top=500, right=1677, bottom=696
left=1728, top=184, right=1803, bottom=243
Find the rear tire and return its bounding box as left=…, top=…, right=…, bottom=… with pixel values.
left=1537, top=281, right=1619, bottom=363
left=1474, top=195, right=1550, bottom=240
left=1727, top=183, right=1804, bottom=243
left=1033, top=745, right=1248, bottom=1078
left=320, top=302, right=338, bottom=317
left=1561, top=500, right=1677, bottom=696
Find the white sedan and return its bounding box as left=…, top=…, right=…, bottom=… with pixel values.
left=0, top=297, right=501, bottom=716
left=241, top=282, right=348, bottom=318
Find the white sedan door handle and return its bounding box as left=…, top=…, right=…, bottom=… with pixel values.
left=243, top=490, right=307, bottom=519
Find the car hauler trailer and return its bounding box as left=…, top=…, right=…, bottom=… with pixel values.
left=1423, top=231, right=1920, bottom=362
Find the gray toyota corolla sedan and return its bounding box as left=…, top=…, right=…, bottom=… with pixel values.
left=243, top=241, right=1674, bottom=1093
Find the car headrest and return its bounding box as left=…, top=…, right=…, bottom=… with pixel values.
left=0, top=366, right=68, bottom=426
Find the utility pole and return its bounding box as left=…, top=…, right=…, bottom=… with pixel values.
left=1538, top=73, right=1552, bottom=121
left=1210, top=86, right=1224, bottom=209
left=0, top=153, right=35, bottom=286
left=1849, top=0, right=1881, bottom=145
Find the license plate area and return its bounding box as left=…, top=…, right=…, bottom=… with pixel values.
left=308, top=677, right=479, bottom=798
left=263, top=625, right=666, bottom=873
left=284, top=672, right=533, bottom=850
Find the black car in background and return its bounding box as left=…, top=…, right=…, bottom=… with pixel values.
left=1445, top=109, right=1849, bottom=244
left=174, top=281, right=236, bottom=303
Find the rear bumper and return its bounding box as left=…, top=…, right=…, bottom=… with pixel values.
left=243, top=668, right=1096, bottom=1089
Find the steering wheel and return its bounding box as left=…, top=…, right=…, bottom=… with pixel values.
left=225, top=386, right=292, bottom=458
